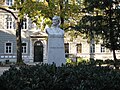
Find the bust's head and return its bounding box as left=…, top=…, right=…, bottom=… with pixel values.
left=52, top=16, right=61, bottom=27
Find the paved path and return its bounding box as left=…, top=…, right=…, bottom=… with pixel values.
left=0, top=67, right=10, bottom=75
left=0, top=62, right=38, bottom=76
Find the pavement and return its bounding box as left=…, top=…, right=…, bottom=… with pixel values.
left=0, top=62, right=40, bottom=76
left=0, top=67, right=10, bottom=75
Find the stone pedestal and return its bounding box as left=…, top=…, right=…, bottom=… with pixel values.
left=46, top=28, right=66, bottom=66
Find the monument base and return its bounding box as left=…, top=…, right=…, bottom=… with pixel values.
left=47, top=47, right=66, bottom=66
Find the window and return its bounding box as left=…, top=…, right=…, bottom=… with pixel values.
left=6, top=15, right=13, bottom=29
left=22, top=18, right=27, bottom=29
left=5, top=42, right=12, bottom=54
left=90, top=44, right=95, bottom=53
left=101, top=44, right=105, bottom=52
left=22, top=43, right=27, bottom=54
left=64, top=43, right=69, bottom=58
left=6, top=0, right=13, bottom=6
left=77, top=43, right=82, bottom=53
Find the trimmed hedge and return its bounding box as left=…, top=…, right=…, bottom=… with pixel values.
left=0, top=63, right=120, bottom=90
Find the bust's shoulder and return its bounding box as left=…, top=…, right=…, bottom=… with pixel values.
left=46, top=27, right=51, bottom=30
left=59, top=28, right=63, bottom=30
left=46, top=27, right=51, bottom=33
left=59, top=28, right=64, bottom=32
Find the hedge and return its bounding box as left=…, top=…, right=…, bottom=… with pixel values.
left=0, top=63, right=120, bottom=90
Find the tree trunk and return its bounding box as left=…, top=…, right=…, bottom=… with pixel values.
left=0, top=7, right=23, bottom=65
left=108, top=1, right=118, bottom=69
left=59, top=0, right=64, bottom=28
left=16, top=20, right=22, bottom=64
left=112, top=49, right=118, bottom=69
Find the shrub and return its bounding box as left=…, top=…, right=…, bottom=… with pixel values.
left=0, top=63, right=120, bottom=90
left=66, top=57, right=89, bottom=65
left=104, top=59, right=114, bottom=65
left=95, top=59, right=104, bottom=66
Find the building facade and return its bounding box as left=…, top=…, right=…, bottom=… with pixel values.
left=0, top=0, right=120, bottom=64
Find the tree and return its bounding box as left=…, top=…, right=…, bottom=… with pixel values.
left=20, top=0, right=85, bottom=44
left=21, top=0, right=83, bottom=29
left=0, top=0, right=26, bottom=64
left=80, top=0, right=120, bottom=68
left=1, top=0, right=84, bottom=64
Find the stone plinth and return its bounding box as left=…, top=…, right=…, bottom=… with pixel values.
left=46, top=28, right=66, bottom=66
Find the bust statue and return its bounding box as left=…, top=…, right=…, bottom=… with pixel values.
left=46, top=16, right=66, bottom=66
left=46, top=16, right=64, bottom=36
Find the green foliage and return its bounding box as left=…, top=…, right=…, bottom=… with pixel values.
left=77, top=57, right=88, bottom=63
left=1, top=63, right=120, bottom=90
left=80, top=0, right=120, bottom=65
left=66, top=57, right=88, bottom=65
left=66, top=58, right=72, bottom=64
left=81, top=0, right=120, bottom=50
left=12, top=0, right=83, bottom=29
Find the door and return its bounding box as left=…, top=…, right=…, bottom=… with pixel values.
left=34, top=41, right=43, bottom=62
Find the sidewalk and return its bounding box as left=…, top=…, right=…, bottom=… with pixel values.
left=0, top=67, right=10, bottom=75
left=0, top=62, right=40, bottom=75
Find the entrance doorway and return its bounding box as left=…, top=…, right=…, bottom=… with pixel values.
left=34, top=41, right=43, bottom=62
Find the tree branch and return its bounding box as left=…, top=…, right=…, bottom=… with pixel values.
left=64, top=26, right=76, bottom=31
left=0, top=7, right=17, bottom=20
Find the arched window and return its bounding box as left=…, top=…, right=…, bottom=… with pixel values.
left=90, top=44, right=95, bottom=53
left=22, top=18, right=27, bottom=29
left=6, top=0, right=13, bottom=6
left=5, top=42, right=13, bottom=54
left=101, top=44, right=105, bottom=53
left=6, top=15, right=13, bottom=29
left=77, top=43, right=82, bottom=53
left=64, top=43, right=69, bottom=58
left=22, top=42, right=28, bottom=54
